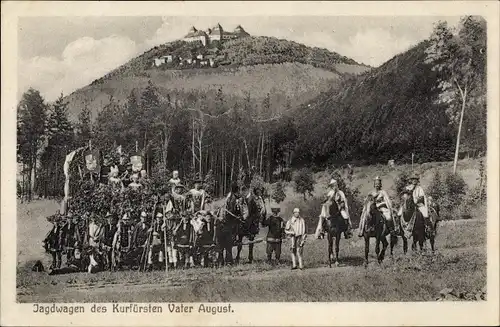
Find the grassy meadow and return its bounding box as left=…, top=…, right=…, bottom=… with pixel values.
left=16, top=159, right=487, bottom=302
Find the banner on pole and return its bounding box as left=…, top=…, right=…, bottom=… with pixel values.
left=130, top=155, right=143, bottom=172
left=85, top=149, right=101, bottom=172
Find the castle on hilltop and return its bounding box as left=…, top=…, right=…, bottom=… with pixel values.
left=183, top=23, right=250, bottom=46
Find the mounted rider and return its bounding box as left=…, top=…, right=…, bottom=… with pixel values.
left=360, top=176, right=398, bottom=237
left=315, top=179, right=352, bottom=239
left=397, top=173, right=432, bottom=235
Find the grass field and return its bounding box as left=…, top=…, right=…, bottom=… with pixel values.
left=16, top=159, right=486, bottom=302
left=17, top=203, right=486, bottom=303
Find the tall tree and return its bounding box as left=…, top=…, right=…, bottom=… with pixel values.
left=425, top=16, right=486, bottom=173
left=41, top=93, right=74, bottom=196
left=17, top=88, right=49, bottom=200
left=76, top=103, right=92, bottom=147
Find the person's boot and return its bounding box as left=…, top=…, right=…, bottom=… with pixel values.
left=291, top=254, right=297, bottom=270
left=298, top=255, right=304, bottom=270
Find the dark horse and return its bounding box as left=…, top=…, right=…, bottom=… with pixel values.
left=400, top=194, right=434, bottom=252
left=214, top=192, right=259, bottom=265
left=322, top=200, right=347, bottom=267
left=361, top=195, right=391, bottom=266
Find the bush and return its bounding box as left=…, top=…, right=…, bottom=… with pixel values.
left=394, top=171, right=410, bottom=196
left=294, top=168, right=315, bottom=200
left=427, top=170, right=469, bottom=220
left=271, top=181, right=286, bottom=204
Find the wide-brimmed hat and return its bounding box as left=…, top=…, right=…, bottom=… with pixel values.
left=293, top=208, right=300, bottom=214
left=122, top=213, right=130, bottom=220
left=329, top=178, right=338, bottom=186
left=409, top=174, right=419, bottom=180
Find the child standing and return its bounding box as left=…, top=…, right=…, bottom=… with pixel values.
left=262, top=206, right=285, bottom=264
left=285, top=208, right=307, bottom=270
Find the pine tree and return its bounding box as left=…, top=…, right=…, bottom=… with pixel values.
left=77, top=104, right=92, bottom=146
left=17, top=88, right=49, bottom=200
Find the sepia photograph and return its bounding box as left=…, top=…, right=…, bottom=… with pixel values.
left=2, top=1, right=499, bottom=326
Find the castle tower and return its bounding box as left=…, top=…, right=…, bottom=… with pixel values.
left=208, top=23, right=224, bottom=42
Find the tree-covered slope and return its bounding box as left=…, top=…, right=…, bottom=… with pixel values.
left=292, top=41, right=461, bottom=166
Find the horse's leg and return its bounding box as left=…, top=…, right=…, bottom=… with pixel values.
left=235, top=235, right=242, bottom=264
left=334, top=232, right=341, bottom=267
left=402, top=235, right=408, bottom=255
left=328, top=233, right=333, bottom=268
left=248, top=235, right=254, bottom=264
left=364, top=235, right=369, bottom=267
left=375, top=235, right=380, bottom=257
left=430, top=235, right=435, bottom=253
left=379, top=234, right=388, bottom=263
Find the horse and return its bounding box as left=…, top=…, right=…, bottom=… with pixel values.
left=360, top=195, right=391, bottom=266
left=399, top=194, right=432, bottom=252
left=214, top=193, right=260, bottom=265
left=235, top=194, right=262, bottom=264
left=214, top=206, right=237, bottom=266
left=322, top=199, right=347, bottom=267
left=389, top=209, right=408, bottom=256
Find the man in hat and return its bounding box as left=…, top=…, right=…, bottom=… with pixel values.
left=132, top=211, right=150, bottom=249
left=285, top=208, right=307, bottom=270
left=100, top=156, right=112, bottom=185
left=195, top=210, right=217, bottom=267
left=62, top=211, right=79, bottom=266
left=173, top=213, right=195, bottom=268
left=316, top=179, right=352, bottom=239
left=131, top=211, right=151, bottom=267
left=262, top=206, right=285, bottom=264
left=188, top=179, right=207, bottom=213
left=409, top=174, right=429, bottom=220
left=113, top=213, right=134, bottom=270
left=44, top=213, right=65, bottom=270
left=102, top=212, right=118, bottom=270
left=147, top=212, right=165, bottom=271
left=362, top=176, right=398, bottom=237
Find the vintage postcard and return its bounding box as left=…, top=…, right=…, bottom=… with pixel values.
left=1, top=1, right=499, bottom=326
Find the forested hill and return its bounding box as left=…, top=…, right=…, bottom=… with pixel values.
left=292, top=40, right=485, bottom=166
left=63, top=36, right=370, bottom=121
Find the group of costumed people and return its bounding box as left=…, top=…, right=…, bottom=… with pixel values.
left=42, top=150, right=221, bottom=273
left=315, top=174, right=440, bottom=241
left=41, top=145, right=440, bottom=274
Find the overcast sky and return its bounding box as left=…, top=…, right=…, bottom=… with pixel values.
left=18, top=16, right=461, bottom=102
